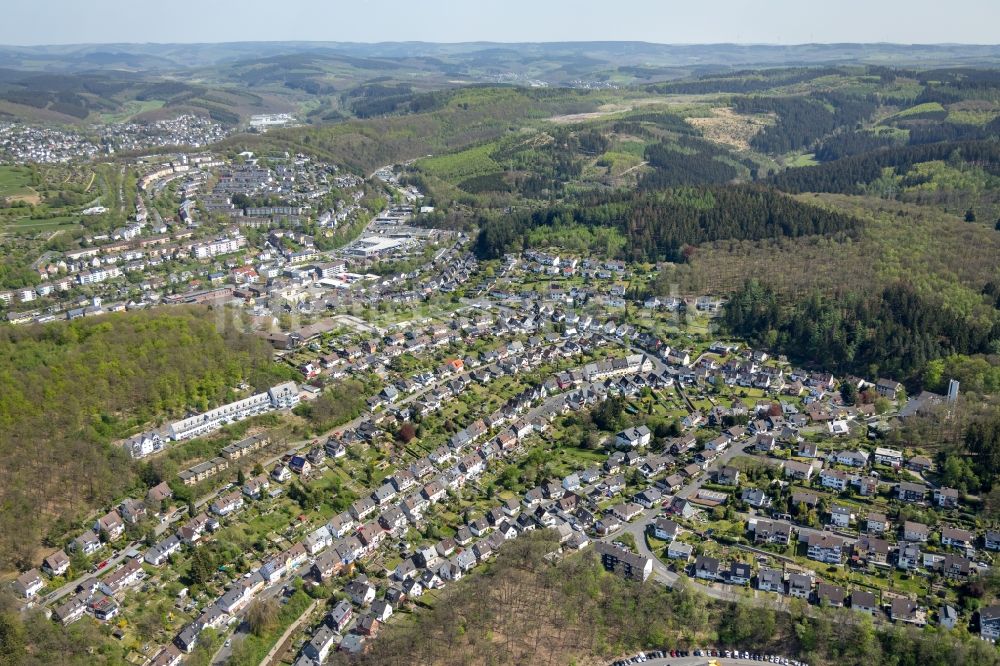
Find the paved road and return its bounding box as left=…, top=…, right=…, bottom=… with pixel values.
left=38, top=540, right=140, bottom=609
left=210, top=559, right=317, bottom=665
left=599, top=444, right=745, bottom=603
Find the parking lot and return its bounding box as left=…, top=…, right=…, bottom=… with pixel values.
left=611, top=649, right=806, bottom=666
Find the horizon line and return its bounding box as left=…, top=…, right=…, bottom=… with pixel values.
left=2, top=39, right=1000, bottom=49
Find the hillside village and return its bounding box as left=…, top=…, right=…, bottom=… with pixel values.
left=7, top=244, right=995, bottom=665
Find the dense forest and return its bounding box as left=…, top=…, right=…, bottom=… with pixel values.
left=475, top=185, right=860, bottom=262
left=338, top=531, right=1000, bottom=666
left=723, top=280, right=1000, bottom=385
left=647, top=67, right=845, bottom=95
left=0, top=307, right=296, bottom=569
left=770, top=140, right=1000, bottom=194
left=814, top=130, right=903, bottom=162
left=732, top=93, right=879, bottom=154
left=638, top=136, right=747, bottom=188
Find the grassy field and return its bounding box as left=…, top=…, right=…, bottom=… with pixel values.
left=0, top=165, right=36, bottom=202
left=1, top=215, right=82, bottom=233
left=886, top=101, right=947, bottom=121
left=785, top=152, right=819, bottom=168
left=97, top=99, right=167, bottom=124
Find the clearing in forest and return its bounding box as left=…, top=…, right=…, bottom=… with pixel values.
left=687, top=106, right=773, bottom=151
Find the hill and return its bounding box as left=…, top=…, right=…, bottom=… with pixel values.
left=336, top=531, right=1000, bottom=666
left=0, top=307, right=295, bottom=570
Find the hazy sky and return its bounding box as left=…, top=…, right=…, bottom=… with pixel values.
left=2, top=0, right=998, bottom=46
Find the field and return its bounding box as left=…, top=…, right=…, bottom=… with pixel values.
left=885, top=101, right=948, bottom=122
left=96, top=98, right=167, bottom=124
left=0, top=166, right=38, bottom=203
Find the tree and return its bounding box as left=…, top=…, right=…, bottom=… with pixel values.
left=397, top=422, right=417, bottom=443
left=0, top=611, right=25, bottom=664
left=246, top=598, right=279, bottom=637
left=840, top=382, right=858, bottom=406
left=187, top=548, right=215, bottom=586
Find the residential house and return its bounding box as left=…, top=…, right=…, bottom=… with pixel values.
left=756, top=568, right=784, bottom=593
left=754, top=520, right=792, bottom=546
left=941, top=526, right=975, bottom=550
left=798, top=442, right=819, bottom=458
left=940, top=604, right=959, bottom=629
left=876, top=378, right=902, bottom=400
left=980, top=605, right=1000, bottom=640
left=897, top=543, right=922, bottom=571
left=716, top=466, right=740, bottom=486
left=667, top=541, right=693, bottom=561
left=934, top=487, right=960, bottom=509
left=42, top=550, right=70, bottom=577
left=72, top=531, right=102, bottom=555
left=210, top=491, right=244, bottom=517
left=874, top=447, right=904, bottom=468
left=242, top=474, right=270, bottom=500
left=896, top=482, right=926, bottom=504
left=816, top=582, right=846, bottom=607
left=851, top=590, right=879, bottom=614
left=788, top=573, right=813, bottom=599
left=615, top=425, right=651, bottom=450
left=12, top=569, right=44, bottom=598
left=303, top=626, right=339, bottom=664
left=866, top=512, right=889, bottom=534
left=345, top=578, right=376, bottom=606
left=741, top=488, right=772, bottom=509
left=611, top=502, right=644, bottom=522
left=807, top=534, right=845, bottom=564
left=694, top=555, right=720, bottom=581
left=651, top=518, right=679, bottom=542
left=784, top=460, right=814, bottom=481
left=147, top=481, right=173, bottom=506
left=729, top=562, right=752, bottom=585
left=891, top=598, right=926, bottom=626
left=828, top=505, right=853, bottom=528
left=95, top=510, right=125, bottom=541
left=938, top=553, right=972, bottom=579
left=853, top=536, right=891, bottom=566
left=634, top=488, right=662, bottom=509
left=902, top=521, right=930, bottom=543
left=834, top=450, right=869, bottom=468
left=145, top=535, right=181, bottom=566
left=820, top=468, right=850, bottom=492
left=99, top=559, right=142, bottom=596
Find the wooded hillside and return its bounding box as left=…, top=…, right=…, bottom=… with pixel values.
left=338, top=531, right=1000, bottom=666
left=475, top=185, right=860, bottom=262
left=0, top=307, right=294, bottom=569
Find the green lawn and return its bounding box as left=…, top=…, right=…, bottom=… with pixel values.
left=0, top=165, right=35, bottom=199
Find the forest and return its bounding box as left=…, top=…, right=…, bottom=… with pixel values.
left=722, top=280, right=1000, bottom=386
left=0, top=307, right=297, bottom=570
left=770, top=140, right=1000, bottom=194
left=733, top=93, right=879, bottom=155
left=638, top=136, right=748, bottom=188
left=474, top=185, right=860, bottom=262
left=336, top=530, right=1000, bottom=666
